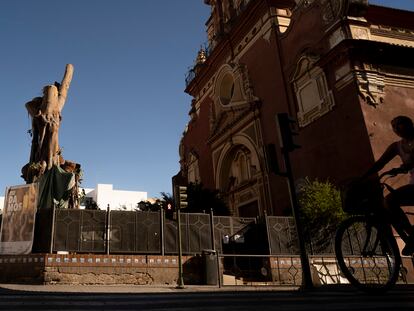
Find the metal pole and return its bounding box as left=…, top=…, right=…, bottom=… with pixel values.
left=282, top=149, right=313, bottom=289
left=209, top=208, right=215, bottom=251
left=210, top=208, right=221, bottom=287
left=176, top=208, right=184, bottom=288
left=49, top=206, right=56, bottom=253
left=160, top=208, right=165, bottom=256
left=263, top=210, right=273, bottom=255
left=106, top=204, right=110, bottom=255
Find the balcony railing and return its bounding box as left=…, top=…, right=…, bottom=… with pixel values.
left=185, top=68, right=196, bottom=88
left=185, top=42, right=213, bottom=88
left=185, top=1, right=255, bottom=88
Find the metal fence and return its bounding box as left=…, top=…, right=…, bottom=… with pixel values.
left=218, top=254, right=411, bottom=286
left=32, top=210, right=313, bottom=255
left=26, top=209, right=414, bottom=286
left=33, top=209, right=267, bottom=255
left=31, top=210, right=388, bottom=257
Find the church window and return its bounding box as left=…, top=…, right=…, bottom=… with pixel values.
left=230, top=149, right=250, bottom=185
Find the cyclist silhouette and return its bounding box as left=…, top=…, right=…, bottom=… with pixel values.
left=362, top=116, right=414, bottom=256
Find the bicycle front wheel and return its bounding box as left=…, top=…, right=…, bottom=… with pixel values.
left=335, top=215, right=401, bottom=292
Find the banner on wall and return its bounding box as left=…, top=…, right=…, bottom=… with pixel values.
left=0, top=184, right=38, bottom=254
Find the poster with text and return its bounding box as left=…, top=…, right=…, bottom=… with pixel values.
left=0, top=184, right=38, bottom=254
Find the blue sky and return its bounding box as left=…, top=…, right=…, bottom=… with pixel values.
left=0, top=0, right=413, bottom=199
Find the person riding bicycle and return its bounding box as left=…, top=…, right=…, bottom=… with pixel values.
left=361, top=115, right=414, bottom=256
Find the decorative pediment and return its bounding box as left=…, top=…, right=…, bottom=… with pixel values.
left=209, top=105, right=253, bottom=142
left=209, top=62, right=260, bottom=139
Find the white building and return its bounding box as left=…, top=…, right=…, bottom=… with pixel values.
left=81, top=184, right=147, bottom=211
left=0, top=184, right=147, bottom=213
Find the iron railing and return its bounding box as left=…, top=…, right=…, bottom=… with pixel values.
left=185, top=42, right=212, bottom=87
left=35, top=209, right=264, bottom=256
left=218, top=254, right=410, bottom=286
left=35, top=210, right=336, bottom=256
left=27, top=209, right=414, bottom=286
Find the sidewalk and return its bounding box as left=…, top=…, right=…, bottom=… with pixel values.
left=0, top=284, right=300, bottom=294
left=3, top=283, right=413, bottom=294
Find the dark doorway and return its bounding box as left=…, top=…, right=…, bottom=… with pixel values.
left=238, top=200, right=258, bottom=217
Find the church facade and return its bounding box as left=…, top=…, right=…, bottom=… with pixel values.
left=176, top=0, right=414, bottom=217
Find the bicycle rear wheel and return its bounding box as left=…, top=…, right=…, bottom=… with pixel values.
left=335, top=215, right=401, bottom=292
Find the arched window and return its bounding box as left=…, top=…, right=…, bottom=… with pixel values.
left=230, top=148, right=250, bottom=186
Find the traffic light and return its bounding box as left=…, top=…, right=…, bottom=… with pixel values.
left=178, top=186, right=188, bottom=209
left=276, top=113, right=301, bottom=152
left=265, top=144, right=279, bottom=174
left=165, top=203, right=174, bottom=220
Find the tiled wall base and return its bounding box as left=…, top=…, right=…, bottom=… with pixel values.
left=0, top=254, right=203, bottom=285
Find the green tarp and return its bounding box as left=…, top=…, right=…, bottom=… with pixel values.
left=37, top=165, right=75, bottom=209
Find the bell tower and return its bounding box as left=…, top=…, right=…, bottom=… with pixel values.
left=204, top=0, right=241, bottom=47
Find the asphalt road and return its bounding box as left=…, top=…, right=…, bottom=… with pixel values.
left=0, top=285, right=413, bottom=310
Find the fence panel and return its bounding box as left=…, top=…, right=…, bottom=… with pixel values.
left=213, top=216, right=256, bottom=254
left=109, top=211, right=135, bottom=253
left=79, top=210, right=106, bottom=252
left=135, top=211, right=160, bottom=253
left=53, top=209, right=81, bottom=252
left=53, top=209, right=106, bottom=253
left=109, top=211, right=160, bottom=253
left=187, top=213, right=212, bottom=253
left=308, top=235, right=335, bottom=255
left=164, top=216, right=179, bottom=254
left=266, top=216, right=299, bottom=255
left=164, top=212, right=211, bottom=254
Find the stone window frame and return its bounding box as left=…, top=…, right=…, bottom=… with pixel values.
left=292, top=55, right=335, bottom=127
left=213, top=63, right=258, bottom=112
left=230, top=148, right=251, bottom=186
left=187, top=152, right=200, bottom=184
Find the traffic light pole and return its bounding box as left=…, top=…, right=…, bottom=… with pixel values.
left=174, top=185, right=187, bottom=289
left=281, top=147, right=313, bottom=290
left=275, top=113, right=313, bottom=289
left=176, top=207, right=184, bottom=289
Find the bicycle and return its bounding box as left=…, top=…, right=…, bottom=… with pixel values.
left=335, top=169, right=413, bottom=292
